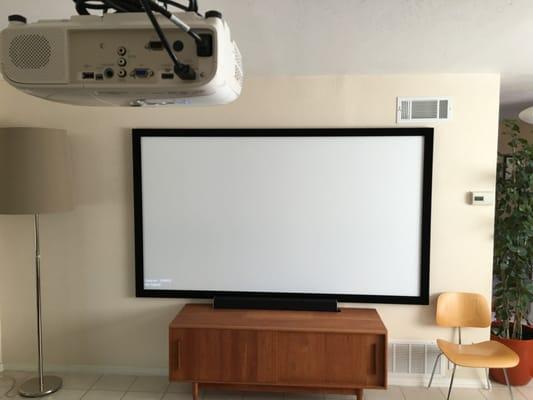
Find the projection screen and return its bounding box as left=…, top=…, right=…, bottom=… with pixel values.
left=133, top=129, right=433, bottom=304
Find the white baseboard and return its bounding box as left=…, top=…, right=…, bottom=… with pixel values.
left=2, top=363, right=167, bottom=377
left=389, top=374, right=487, bottom=389
left=2, top=364, right=487, bottom=389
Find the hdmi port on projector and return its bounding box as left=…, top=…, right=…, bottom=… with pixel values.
left=82, top=72, right=95, bottom=79
left=132, top=68, right=153, bottom=78
left=147, top=41, right=163, bottom=50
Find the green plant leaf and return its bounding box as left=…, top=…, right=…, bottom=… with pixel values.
left=492, top=120, right=533, bottom=336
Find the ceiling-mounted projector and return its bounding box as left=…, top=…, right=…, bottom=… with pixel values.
left=0, top=0, right=243, bottom=106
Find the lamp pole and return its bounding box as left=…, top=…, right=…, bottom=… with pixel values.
left=18, top=214, right=62, bottom=398
left=34, top=214, right=44, bottom=391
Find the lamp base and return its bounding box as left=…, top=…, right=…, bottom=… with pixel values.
left=19, top=376, right=62, bottom=398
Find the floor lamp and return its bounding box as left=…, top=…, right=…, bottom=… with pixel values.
left=0, top=128, right=73, bottom=397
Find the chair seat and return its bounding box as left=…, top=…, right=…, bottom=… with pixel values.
left=437, top=339, right=520, bottom=368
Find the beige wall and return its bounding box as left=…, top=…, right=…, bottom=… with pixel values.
left=0, top=74, right=500, bottom=381
left=0, top=318, right=3, bottom=371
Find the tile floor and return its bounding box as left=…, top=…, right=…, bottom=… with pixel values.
left=0, top=371, right=531, bottom=400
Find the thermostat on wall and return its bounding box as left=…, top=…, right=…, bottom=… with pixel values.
left=470, top=191, right=494, bottom=206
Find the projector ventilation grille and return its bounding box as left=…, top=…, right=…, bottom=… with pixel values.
left=233, top=42, right=243, bottom=86
left=388, top=340, right=445, bottom=376
left=9, top=34, right=51, bottom=69
left=397, top=97, right=451, bottom=123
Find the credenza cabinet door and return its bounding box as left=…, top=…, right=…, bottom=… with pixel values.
left=170, top=328, right=275, bottom=384
left=276, top=332, right=386, bottom=387
left=325, top=333, right=386, bottom=386
left=276, top=332, right=327, bottom=384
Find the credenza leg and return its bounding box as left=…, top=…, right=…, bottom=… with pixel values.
left=192, top=382, right=199, bottom=400
left=355, top=388, right=363, bottom=400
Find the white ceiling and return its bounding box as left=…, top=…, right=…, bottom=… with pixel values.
left=1, top=0, right=532, bottom=116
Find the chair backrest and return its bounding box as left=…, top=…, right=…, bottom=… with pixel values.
left=436, top=292, right=491, bottom=328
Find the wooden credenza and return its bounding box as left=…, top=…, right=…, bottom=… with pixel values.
left=169, top=304, right=387, bottom=400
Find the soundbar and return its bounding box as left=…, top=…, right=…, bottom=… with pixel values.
left=213, top=296, right=339, bottom=312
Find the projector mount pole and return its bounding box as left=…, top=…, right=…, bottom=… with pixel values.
left=19, top=214, right=63, bottom=398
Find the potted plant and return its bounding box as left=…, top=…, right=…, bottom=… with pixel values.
left=491, top=120, right=533, bottom=385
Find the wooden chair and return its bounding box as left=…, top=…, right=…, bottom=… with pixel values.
left=427, top=292, right=519, bottom=400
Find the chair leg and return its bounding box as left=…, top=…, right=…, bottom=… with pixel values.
left=503, top=369, right=514, bottom=400
left=427, top=352, right=443, bottom=388
left=485, top=368, right=492, bottom=390
left=446, top=363, right=457, bottom=400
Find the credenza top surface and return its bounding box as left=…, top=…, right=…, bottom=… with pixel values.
left=170, top=304, right=387, bottom=334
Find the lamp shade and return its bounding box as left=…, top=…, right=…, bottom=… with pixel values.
left=0, top=128, right=73, bottom=214
left=518, top=106, right=533, bottom=124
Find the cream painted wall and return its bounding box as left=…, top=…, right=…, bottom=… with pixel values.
left=0, top=74, right=500, bottom=381
left=0, top=318, right=3, bottom=372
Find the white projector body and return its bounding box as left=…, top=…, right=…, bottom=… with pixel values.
left=0, top=12, right=243, bottom=106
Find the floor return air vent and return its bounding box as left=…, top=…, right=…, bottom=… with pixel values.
left=388, top=340, right=446, bottom=377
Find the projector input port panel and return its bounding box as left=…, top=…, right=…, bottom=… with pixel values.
left=70, top=29, right=216, bottom=85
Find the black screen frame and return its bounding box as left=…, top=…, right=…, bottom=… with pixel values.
left=133, top=128, right=433, bottom=305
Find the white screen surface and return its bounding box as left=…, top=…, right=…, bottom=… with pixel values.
left=140, top=135, right=426, bottom=297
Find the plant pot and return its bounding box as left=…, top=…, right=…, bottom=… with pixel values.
left=490, top=325, right=533, bottom=386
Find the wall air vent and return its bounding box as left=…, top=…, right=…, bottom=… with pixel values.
left=397, top=97, right=451, bottom=123
left=388, top=340, right=446, bottom=376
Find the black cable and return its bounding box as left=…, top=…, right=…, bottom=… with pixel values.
left=73, top=0, right=191, bottom=15
left=163, top=0, right=190, bottom=13
left=75, top=0, right=108, bottom=14
left=143, top=0, right=201, bottom=42
left=72, top=0, right=203, bottom=79
left=102, top=0, right=129, bottom=12
left=139, top=0, right=196, bottom=80
left=188, top=0, right=198, bottom=12
left=72, top=0, right=202, bottom=40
